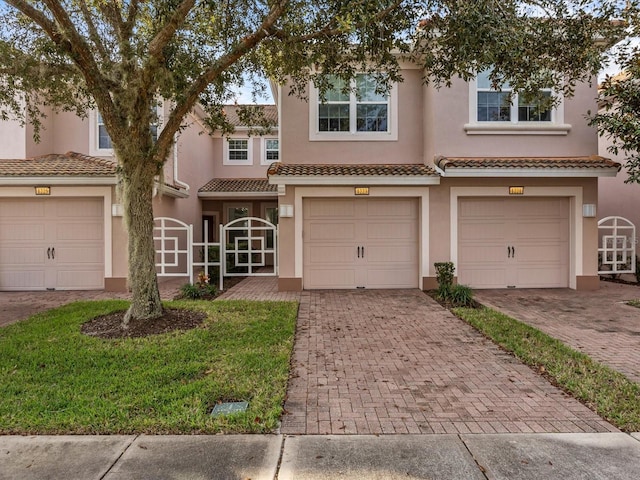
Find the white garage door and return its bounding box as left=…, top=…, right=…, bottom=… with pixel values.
left=303, top=198, right=419, bottom=289
left=0, top=198, right=105, bottom=291
left=458, top=197, right=569, bottom=289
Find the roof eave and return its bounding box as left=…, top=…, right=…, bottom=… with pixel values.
left=268, top=175, right=441, bottom=185
left=0, top=176, right=118, bottom=185
left=441, top=167, right=620, bottom=178
left=197, top=191, right=278, bottom=198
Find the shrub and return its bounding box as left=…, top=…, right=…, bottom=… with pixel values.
left=434, top=262, right=455, bottom=299
left=179, top=271, right=218, bottom=299
left=449, top=284, right=474, bottom=307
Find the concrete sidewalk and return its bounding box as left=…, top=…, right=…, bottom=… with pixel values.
left=2, top=433, right=640, bottom=480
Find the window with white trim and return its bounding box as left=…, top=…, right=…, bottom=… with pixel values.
left=223, top=138, right=253, bottom=165
left=310, top=74, right=398, bottom=141
left=476, top=70, right=551, bottom=123
left=466, top=69, right=567, bottom=135
left=90, top=106, right=161, bottom=156
left=262, top=138, right=279, bottom=164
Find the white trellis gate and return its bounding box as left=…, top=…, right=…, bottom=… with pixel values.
left=598, top=216, right=636, bottom=275
left=153, top=216, right=277, bottom=290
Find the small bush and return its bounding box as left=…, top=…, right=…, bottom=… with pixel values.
left=434, top=262, right=455, bottom=299
left=449, top=284, right=474, bottom=307
left=179, top=271, right=218, bottom=299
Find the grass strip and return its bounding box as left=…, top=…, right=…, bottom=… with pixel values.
left=0, top=299, right=298, bottom=434
left=453, top=306, right=640, bottom=432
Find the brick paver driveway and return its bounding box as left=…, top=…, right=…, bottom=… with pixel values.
left=475, top=281, right=640, bottom=385
left=281, top=290, right=615, bottom=435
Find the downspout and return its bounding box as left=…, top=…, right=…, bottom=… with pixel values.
left=173, top=133, right=190, bottom=192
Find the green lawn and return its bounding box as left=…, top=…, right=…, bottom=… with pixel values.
left=454, top=306, right=640, bottom=432
left=0, top=299, right=298, bottom=434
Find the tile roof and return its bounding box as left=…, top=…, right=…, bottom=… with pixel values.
left=199, top=178, right=277, bottom=193
left=267, top=163, right=439, bottom=177
left=0, top=152, right=117, bottom=177
left=436, top=156, right=621, bottom=171
left=223, top=105, right=278, bottom=128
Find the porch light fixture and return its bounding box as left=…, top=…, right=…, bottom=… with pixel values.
left=583, top=204, right=596, bottom=218
left=508, top=186, right=524, bottom=195
left=35, top=186, right=51, bottom=195
left=279, top=204, right=294, bottom=218
left=355, top=187, right=370, bottom=196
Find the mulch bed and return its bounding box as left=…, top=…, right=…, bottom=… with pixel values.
left=82, top=308, right=207, bottom=339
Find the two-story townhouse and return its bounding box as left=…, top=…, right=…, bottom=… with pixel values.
left=0, top=102, right=279, bottom=291
left=269, top=61, right=620, bottom=292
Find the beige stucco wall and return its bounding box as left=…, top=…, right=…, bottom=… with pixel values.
left=210, top=135, right=276, bottom=179
left=0, top=117, right=27, bottom=159
left=426, top=77, right=599, bottom=160
left=280, top=69, right=424, bottom=165
left=597, top=136, right=640, bottom=231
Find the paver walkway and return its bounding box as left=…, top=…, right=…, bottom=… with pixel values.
left=281, top=289, right=616, bottom=435
left=475, top=281, right=640, bottom=385
left=0, top=278, right=184, bottom=327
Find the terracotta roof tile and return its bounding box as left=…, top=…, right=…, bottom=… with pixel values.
left=224, top=105, right=278, bottom=128
left=267, top=163, right=439, bottom=177
left=0, top=152, right=117, bottom=177
left=436, top=156, right=621, bottom=171
left=199, top=178, right=277, bottom=193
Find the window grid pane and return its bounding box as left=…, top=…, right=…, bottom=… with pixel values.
left=518, top=91, right=552, bottom=122
left=319, top=104, right=350, bottom=132
left=228, top=139, right=249, bottom=161
left=477, top=91, right=511, bottom=122
left=356, top=104, right=388, bottom=132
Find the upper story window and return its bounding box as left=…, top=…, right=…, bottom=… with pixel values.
left=90, top=105, right=161, bottom=156
left=467, top=69, right=568, bottom=135
left=223, top=137, right=253, bottom=165
left=310, top=74, right=398, bottom=141
left=262, top=138, right=279, bottom=164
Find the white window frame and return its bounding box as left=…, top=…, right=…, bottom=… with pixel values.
left=466, top=73, right=569, bottom=136
left=223, top=137, right=253, bottom=166
left=309, top=74, right=398, bottom=141
left=261, top=137, right=280, bottom=165
left=89, top=104, right=163, bottom=156
left=224, top=203, right=253, bottom=224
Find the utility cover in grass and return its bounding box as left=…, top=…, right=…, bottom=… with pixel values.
left=211, top=402, right=249, bottom=417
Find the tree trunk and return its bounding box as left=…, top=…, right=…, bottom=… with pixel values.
left=121, top=161, right=163, bottom=327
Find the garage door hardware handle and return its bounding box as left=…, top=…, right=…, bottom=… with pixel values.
left=507, top=246, right=516, bottom=258
left=52, top=247, right=55, bottom=259
left=507, top=246, right=511, bottom=258
left=362, top=246, right=365, bottom=257
left=357, top=246, right=361, bottom=258
left=47, top=247, right=51, bottom=259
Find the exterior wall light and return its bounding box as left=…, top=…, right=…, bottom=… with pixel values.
left=508, top=186, right=524, bottom=195
left=35, top=186, right=51, bottom=195
left=583, top=204, right=597, bottom=218
left=355, top=187, right=370, bottom=196
left=279, top=204, right=294, bottom=218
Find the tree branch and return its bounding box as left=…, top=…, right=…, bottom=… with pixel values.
left=155, top=0, right=289, bottom=157
left=147, top=0, right=196, bottom=59
left=78, top=0, right=110, bottom=64
left=6, top=0, right=65, bottom=47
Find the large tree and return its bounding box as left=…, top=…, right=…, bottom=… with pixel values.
left=0, top=1, right=623, bottom=323
left=590, top=4, right=640, bottom=183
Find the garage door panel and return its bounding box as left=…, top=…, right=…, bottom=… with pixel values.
left=305, top=267, right=356, bottom=289
left=0, top=198, right=104, bottom=291
left=306, top=222, right=356, bottom=242
left=459, top=222, right=505, bottom=241
left=0, top=270, right=46, bottom=290
left=56, top=269, right=105, bottom=290
left=366, top=221, right=416, bottom=241
left=0, top=199, right=46, bottom=218
left=0, top=247, right=46, bottom=265
left=306, top=199, right=356, bottom=218
left=306, top=245, right=356, bottom=264
left=304, top=198, right=418, bottom=289
left=367, top=267, right=417, bottom=288
left=458, top=197, right=569, bottom=289
left=56, top=222, right=103, bottom=241
left=0, top=224, right=46, bottom=241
